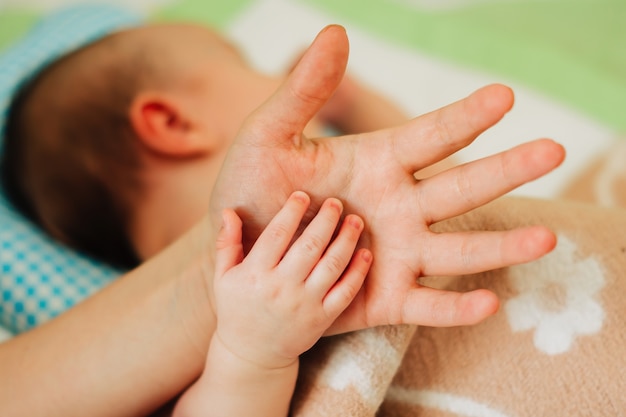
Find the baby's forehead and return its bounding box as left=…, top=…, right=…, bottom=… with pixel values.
left=131, top=23, right=235, bottom=51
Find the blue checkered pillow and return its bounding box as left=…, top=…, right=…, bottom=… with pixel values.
left=0, top=5, right=142, bottom=334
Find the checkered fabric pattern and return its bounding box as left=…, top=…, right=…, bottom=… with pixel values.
left=0, top=5, right=142, bottom=334
left=0, top=193, right=120, bottom=333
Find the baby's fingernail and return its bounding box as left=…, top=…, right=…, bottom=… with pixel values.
left=291, top=191, right=310, bottom=204
left=361, top=250, right=372, bottom=263
left=327, top=198, right=343, bottom=213
left=347, top=215, right=363, bottom=230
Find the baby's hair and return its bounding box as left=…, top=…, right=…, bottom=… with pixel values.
left=1, top=33, right=147, bottom=269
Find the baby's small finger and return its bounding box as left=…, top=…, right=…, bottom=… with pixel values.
left=323, top=248, right=372, bottom=318
left=304, top=214, right=364, bottom=297
left=247, top=191, right=310, bottom=268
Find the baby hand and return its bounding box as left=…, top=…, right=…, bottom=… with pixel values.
left=212, top=191, right=372, bottom=369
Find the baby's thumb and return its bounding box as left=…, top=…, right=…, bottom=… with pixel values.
left=242, top=25, right=349, bottom=147
left=214, top=209, right=244, bottom=277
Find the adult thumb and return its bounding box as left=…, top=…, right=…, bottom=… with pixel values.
left=243, top=25, right=350, bottom=146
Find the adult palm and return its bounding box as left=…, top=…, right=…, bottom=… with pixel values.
left=210, top=25, right=565, bottom=335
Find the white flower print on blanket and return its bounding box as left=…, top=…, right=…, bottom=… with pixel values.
left=505, top=234, right=606, bottom=355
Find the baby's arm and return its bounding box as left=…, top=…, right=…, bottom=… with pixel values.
left=173, top=191, right=372, bottom=417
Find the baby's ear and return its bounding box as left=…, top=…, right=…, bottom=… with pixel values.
left=129, top=92, right=210, bottom=157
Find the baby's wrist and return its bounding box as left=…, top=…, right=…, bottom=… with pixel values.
left=209, top=333, right=299, bottom=373
left=192, top=335, right=299, bottom=417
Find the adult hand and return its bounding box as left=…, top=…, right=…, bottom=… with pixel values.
left=210, top=25, right=565, bottom=335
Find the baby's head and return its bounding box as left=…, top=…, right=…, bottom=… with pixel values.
left=2, top=23, right=282, bottom=268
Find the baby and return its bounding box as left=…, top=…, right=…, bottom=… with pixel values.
left=1, top=22, right=410, bottom=269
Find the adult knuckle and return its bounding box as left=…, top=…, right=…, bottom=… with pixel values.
left=454, top=167, right=476, bottom=206
left=290, top=83, right=325, bottom=108
left=435, top=116, right=453, bottom=145
left=458, top=239, right=475, bottom=270
left=428, top=296, right=454, bottom=325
